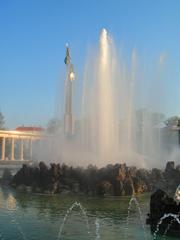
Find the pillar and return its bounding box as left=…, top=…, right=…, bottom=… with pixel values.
left=11, top=138, right=15, bottom=160
left=20, top=139, right=24, bottom=160
left=64, top=65, right=74, bottom=135
left=1, top=137, right=5, bottom=160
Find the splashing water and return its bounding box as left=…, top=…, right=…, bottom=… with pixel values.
left=162, top=216, right=179, bottom=238
left=57, top=202, right=90, bottom=240
left=153, top=213, right=180, bottom=240
left=163, top=187, right=180, bottom=237
left=95, top=218, right=100, bottom=240
left=126, top=196, right=147, bottom=239
left=54, top=28, right=171, bottom=168
left=81, top=28, right=136, bottom=165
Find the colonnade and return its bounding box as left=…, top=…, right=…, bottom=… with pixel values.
left=0, top=130, right=44, bottom=162
left=0, top=137, right=32, bottom=161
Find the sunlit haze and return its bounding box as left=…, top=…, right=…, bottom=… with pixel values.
left=0, top=0, right=180, bottom=128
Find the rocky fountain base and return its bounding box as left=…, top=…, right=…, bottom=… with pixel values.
left=0, top=160, right=179, bottom=238
left=146, top=189, right=180, bottom=237
left=8, top=161, right=180, bottom=197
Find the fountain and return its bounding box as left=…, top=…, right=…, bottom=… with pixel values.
left=82, top=28, right=118, bottom=160
left=54, top=28, right=172, bottom=169
left=57, top=202, right=90, bottom=240
left=57, top=200, right=147, bottom=240
left=1, top=29, right=180, bottom=240
left=147, top=189, right=180, bottom=238
left=153, top=213, right=180, bottom=239
left=1, top=182, right=180, bottom=239
left=126, top=196, right=147, bottom=239
left=95, top=218, right=100, bottom=240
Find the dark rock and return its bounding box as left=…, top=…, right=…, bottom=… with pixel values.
left=147, top=189, right=180, bottom=237
left=117, top=164, right=127, bottom=181
left=97, top=180, right=114, bottom=195
left=165, top=161, right=175, bottom=174
left=133, top=176, right=148, bottom=193
left=49, top=163, right=61, bottom=183
left=11, top=164, right=38, bottom=187
left=10, top=161, right=180, bottom=198
left=176, top=165, right=180, bottom=171
left=72, top=182, right=80, bottom=193
left=114, top=180, right=125, bottom=195
left=11, top=162, right=61, bottom=194
left=123, top=177, right=134, bottom=195
left=16, top=184, right=27, bottom=192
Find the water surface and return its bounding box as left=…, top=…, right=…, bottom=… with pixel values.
left=0, top=187, right=178, bottom=240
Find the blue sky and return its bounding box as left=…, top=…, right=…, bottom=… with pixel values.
left=0, top=0, right=180, bottom=128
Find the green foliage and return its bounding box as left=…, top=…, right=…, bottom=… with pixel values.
left=165, top=116, right=180, bottom=127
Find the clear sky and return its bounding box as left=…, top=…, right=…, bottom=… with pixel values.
left=0, top=0, right=180, bottom=128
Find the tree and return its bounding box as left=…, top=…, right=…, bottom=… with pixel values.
left=0, top=112, right=5, bottom=130
left=165, top=116, right=180, bottom=127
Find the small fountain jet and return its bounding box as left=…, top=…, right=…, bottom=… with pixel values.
left=64, top=44, right=75, bottom=136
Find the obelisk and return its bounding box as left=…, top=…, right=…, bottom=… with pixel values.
left=64, top=44, right=75, bottom=135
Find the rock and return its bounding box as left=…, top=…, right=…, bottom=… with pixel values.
left=128, top=166, right=137, bottom=178
left=49, top=163, right=61, bottom=183
left=163, top=162, right=180, bottom=195
left=16, top=184, right=27, bottom=192
left=39, top=161, right=48, bottom=173
left=151, top=168, right=163, bottom=181
left=117, top=164, right=127, bottom=181
left=33, top=186, right=41, bottom=193
left=165, top=161, right=175, bottom=174
left=97, top=181, right=114, bottom=195
left=49, top=182, right=60, bottom=194
left=26, top=186, right=32, bottom=193
left=11, top=164, right=39, bottom=187
left=10, top=161, right=180, bottom=199
left=60, top=190, right=71, bottom=196
left=176, top=165, right=180, bottom=171
left=114, top=181, right=125, bottom=196
left=133, top=177, right=148, bottom=193
left=43, top=190, right=52, bottom=194
left=123, top=178, right=134, bottom=195
left=147, top=189, right=180, bottom=237
left=72, top=182, right=80, bottom=193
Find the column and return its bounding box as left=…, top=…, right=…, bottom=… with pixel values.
left=29, top=139, right=32, bottom=160
left=11, top=138, right=15, bottom=160
left=1, top=137, right=5, bottom=160
left=20, top=139, right=24, bottom=160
